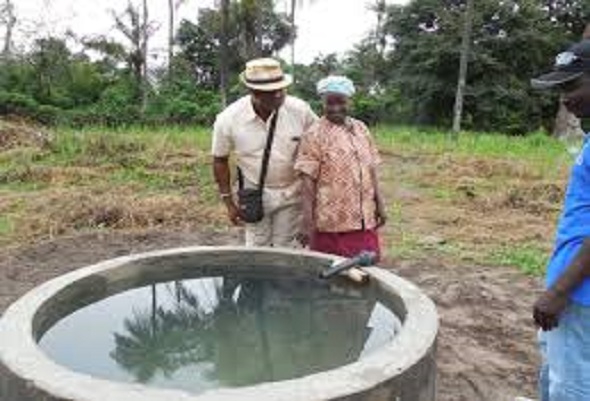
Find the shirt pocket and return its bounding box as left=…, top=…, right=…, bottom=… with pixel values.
left=288, top=134, right=302, bottom=160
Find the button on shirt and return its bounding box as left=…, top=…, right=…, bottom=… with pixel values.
left=547, top=136, right=590, bottom=305
left=294, top=117, right=381, bottom=233
left=211, top=96, right=318, bottom=188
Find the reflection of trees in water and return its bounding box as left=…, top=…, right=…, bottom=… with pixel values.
left=110, top=281, right=221, bottom=383
left=111, top=278, right=375, bottom=387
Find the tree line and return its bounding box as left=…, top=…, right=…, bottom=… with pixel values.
left=0, top=0, right=589, bottom=134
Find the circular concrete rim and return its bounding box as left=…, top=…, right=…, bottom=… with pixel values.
left=0, top=246, right=438, bottom=401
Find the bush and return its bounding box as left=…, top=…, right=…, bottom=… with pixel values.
left=146, top=85, right=221, bottom=126
left=35, top=105, right=61, bottom=126
left=352, top=91, right=409, bottom=126
left=62, top=108, right=104, bottom=127
left=87, top=82, right=142, bottom=126
left=0, top=91, right=62, bottom=125
left=0, top=91, right=39, bottom=116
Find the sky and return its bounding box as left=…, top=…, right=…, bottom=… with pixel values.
left=9, top=0, right=409, bottom=65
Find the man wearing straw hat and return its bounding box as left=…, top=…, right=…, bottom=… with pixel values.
left=212, top=58, right=317, bottom=247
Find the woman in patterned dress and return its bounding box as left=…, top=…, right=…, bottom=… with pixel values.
left=294, top=76, right=386, bottom=261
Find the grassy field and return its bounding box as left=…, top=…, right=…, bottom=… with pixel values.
left=0, top=120, right=575, bottom=275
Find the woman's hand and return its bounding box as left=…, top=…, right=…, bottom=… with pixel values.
left=299, top=174, right=316, bottom=247
left=298, top=216, right=314, bottom=247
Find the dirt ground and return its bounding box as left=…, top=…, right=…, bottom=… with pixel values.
left=0, top=228, right=541, bottom=401
left=0, top=129, right=554, bottom=400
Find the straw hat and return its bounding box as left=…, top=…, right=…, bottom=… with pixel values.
left=240, top=58, right=293, bottom=91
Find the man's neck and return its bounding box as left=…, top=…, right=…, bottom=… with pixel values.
left=252, top=100, right=273, bottom=122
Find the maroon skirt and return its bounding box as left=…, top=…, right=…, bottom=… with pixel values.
left=311, top=229, right=381, bottom=262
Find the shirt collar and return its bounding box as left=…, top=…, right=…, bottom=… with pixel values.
left=321, top=116, right=354, bottom=129
left=245, top=96, right=282, bottom=123
left=244, top=97, right=259, bottom=122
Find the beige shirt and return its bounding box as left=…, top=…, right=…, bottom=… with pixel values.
left=212, top=95, right=318, bottom=188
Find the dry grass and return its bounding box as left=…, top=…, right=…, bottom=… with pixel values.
left=0, top=121, right=574, bottom=275
left=0, top=120, right=53, bottom=150
left=0, top=121, right=223, bottom=248
left=379, top=147, right=570, bottom=274
left=0, top=188, right=224, bottom=247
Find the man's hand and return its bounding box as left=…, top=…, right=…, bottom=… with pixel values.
left=226, top=202, right=243, bottom=226
left=533, top=289, right=570, bottom=331
left=213, top=156, right=242, bottom=226
left=531, top=239, right=590, bottom=331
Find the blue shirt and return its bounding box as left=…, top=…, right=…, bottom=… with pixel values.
left=547, top=136, right=590, bottom=305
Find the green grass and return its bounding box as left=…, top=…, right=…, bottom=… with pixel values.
left=388, top=232, right=421, bottom=259
left=375, top=126, right=567, bottom=158
left=195, top=163, right=219, bottom=205
left=0, top=197, right=24, bottom=244
left=0, top=125, right=570, bottom=188
left=45, top=125, right=572, bottom=168
left=487, top=243, right=549, bottom=276
left=42, top=125, right=210, bottom=165
left=431, top=186, right=457, bottom=201
left=0, top=125, right=213, bottom=190
left=374, top=126, right=571, bottom=178
left=0, top=215, right=13, bottom=237
left=0, top=123, right=570, bottom=270
left=109, top=168, right=176, bottom=190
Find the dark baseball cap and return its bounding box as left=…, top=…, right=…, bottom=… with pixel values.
left=532, top=40, right=590, bottom=90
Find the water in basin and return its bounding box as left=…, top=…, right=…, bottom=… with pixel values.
left=39, top=272, right=401, bottom=395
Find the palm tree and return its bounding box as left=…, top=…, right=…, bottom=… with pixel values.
left=241, top=0, right=261, bottom=60
left=140, top=0, right=149, bottom=113
left=371, top=0, right=387, bottom=58
left=288, top=0, right=306, bottom=82
left=288, top=0, right=321, bottom=82
left=289, top=0, right=298, bottom=78
left=111, top=282, right=220, bottom=382
left=452, top=0, right=475, bottom=135
left=111, top=278, right=377, bottom=388
left=110, top=1, right=152, bottom=113
left=168, top=0, right=174, bottom=73
left=168, top=0, right=189, bottom=74
left=1, top=0, right=16, bottom=57
left=219, top=0, right=230, bottom=107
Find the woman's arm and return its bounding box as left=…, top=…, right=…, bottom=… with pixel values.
left=363, top=122, right=386, bottom=229
left=299, top=174, right=316, bottom=246
left=370, top=167, right=387, bottom=228
left=294, top=128, right=322, bottom=246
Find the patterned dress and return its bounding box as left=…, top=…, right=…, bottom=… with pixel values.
left=295, top=117, right=382, bottom=260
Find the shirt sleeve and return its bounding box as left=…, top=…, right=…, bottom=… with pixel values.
left=294, top=128, right=322, bottom=179
left=369, top=134, right=382, bottom=167
left=211, top=115, right=232, bottom=157
left=358, top=121, right=381, bottom=167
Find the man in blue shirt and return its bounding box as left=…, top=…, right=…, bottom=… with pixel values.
left=532, top=39, right=590, bottom=401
